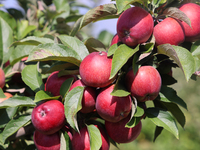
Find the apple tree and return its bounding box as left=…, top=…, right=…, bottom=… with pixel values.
left=0, top=0, right=200, bottom=149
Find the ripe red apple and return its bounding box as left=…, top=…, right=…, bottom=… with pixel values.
left=0, top=68, right=5, bottom=89
left=96, top=84, right=132, bottom=123
left=69, top=79, right=97, bottom=113
left=125, top=66, right=162, bottom=102
left=79, top=51, right=115, bottom=88
left=45, top=71, right=77, bottom=97
left=31, top=100, right=65, bottom=135
left=33, top=130, right=60, bottom=150
left=117, top=6, right=154, bottom=47
left=179, top=3, right=200, bottom=42
left=110, top=34, right=121, bottom=46
left=72, top=125, right=110, bottom=150
left=0, top=92, right=12, bottom=103
left=105, top=115, right=142, bottom=143
left=153, top=17, right=185, bottom=46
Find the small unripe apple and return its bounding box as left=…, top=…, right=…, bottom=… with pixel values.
left=179, top=3, right=200, bottom=42
left=117, top=6, right=154, bottom=47
left=0, top=92, right=12, bottom=103
left=125, top=66, right=162, bottom=102
left=0, top=68, right=5, bottom=89
left=153, top=17, right=185, bottom=46
left=96, top=84, right=132, bottom=123
left=69, top=79, right=97, bottom=113
left=31, top=100, right=65, bottom=135
left=33, top=130, right=60, bottom=150
left=79, top=51, right=115, bottom=88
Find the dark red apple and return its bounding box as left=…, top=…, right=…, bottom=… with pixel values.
left=96, top=84, right=132, bottom=123
left=31, top=100, right=65, bottom=135
left=110, top=34, right=121, bottom=46
left=79, top=51, right=115, bottom=88
left=179, top=3, right=200, bottom=42
left=125, top=66, right=162, bottom=102
left=69, top=79, right=97, bottom=113
left=117, top=6, right=154, bottom=47
left=0, top=68, right=5, bottom=88
left=105, top=115, right=142, bottom=143
left=33, top=130, right=60, bottom=150
left=153, top=17, right=185, bottom=45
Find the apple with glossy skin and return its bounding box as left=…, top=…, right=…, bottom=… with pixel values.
left=69, top=79, right=97, bottom=113
left=31, top=100, right=65, bottom=135
left=79, top=51, right=115, bottom=88
left=72, top=125, right=110, bottom=150
left=153, top=17, right=185, bottom=46
left=105, top=115, right=142, bottom=143
left=125, top=66, right=162, bottom=102
left=96, top=84, right=132, bottom=123
left=0, top=68, right=5, bottom=89
left=0, top=92, right=12, bottom=103
left=110, top=34, right=121, bottom=46
left=117, top=6, right=154, bottom=47
left=45, top=71, right=77, bottom=97
left=179, top=3, right=200, bottom=42
left=33, top=130, right=60, bottom=150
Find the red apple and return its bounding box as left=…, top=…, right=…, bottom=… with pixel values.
left=110, top=34, right=121, bottom=46
left=125, top=66, right=162, bottom=102
left=0, top=92, right=12, bottom=103
left=96, top=84, right=132, bottom=123
left=0, top=68, right=5, bottom=89
left=33, top=130, right=60, bottom=150
left=153, top=17, right=185, bottom=45
left=69, top=79, right=97, bottom=113
left=117, top=6, right=154, bottom=47
left=179, top=3, right=200, bottom=42
left=45, top=71, right=77, bottom=97
left=79, top=51, right=115, bottom=88
left=105, top=115, right=142, bottom=143
left=31, top=100, right=65, bottom=135
left=72, top=125, right=110, bottom=150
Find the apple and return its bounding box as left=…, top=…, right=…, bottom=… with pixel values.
left=45, top=71, right=77, bottom=97
left=33, top=130, right=60, bottom=150
left=0, top=68, right=5, bottom=89
left=110, top=34, right=121, bottom=46
left=153, top=17, right=185, bottom=45
left=96, top=84, right=132, bottom=123
left=117, top=6, right=154, bottom=47
left=105, top=114, right=142, bottom=143
left=0, top=92, right=13, bottom=103
left=69, top=79, right=97, bottom=113
left=79, top=51, right=115, bottom=88
left=31, top=100, right=65, bottom=135
left=71, top=125, right=110, bottom=150
left=179, top=3, right=200, bottom=42
left=125, top=66, right=162, bottom=102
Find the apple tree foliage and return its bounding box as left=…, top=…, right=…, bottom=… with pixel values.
left=0, top=0, right=200, bottom=149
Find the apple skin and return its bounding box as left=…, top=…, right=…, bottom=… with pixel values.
left=179, top=3, right=200, bottom=42
left=105, top=115, right=142, bottom=143
left=153, top=17, right=185, bottom=46
left=45, top=71, right=77, bottom=97
left=125, top=66, right=162, bottom=102
left=0, top=92, right=12, bottom=103
left=79, top=51, right=115, bottom=88
left=31, top=100, right=65, bottom=135
left=0, top=68, right=5, bottom=89
left=33, top=130, right=60, bottom=150
left=110, top=34, right=121, bottom=46
left=96, top=84, right=132, bottom=123
left=72, top=125, right=110, bottom=150
left=117, top=7, right=154, bottom=47
left=69, top=79, right=97, bottom=113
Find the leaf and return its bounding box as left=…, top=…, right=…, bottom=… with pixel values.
left=34, top=90, right=60, bottom=103
left=191, top=40, right=200, bottom=58
left=153, top=126, right=163, bottom=142
left=64, top=86, right=84, bottom=132
left=0, top=96, right=36, bottom=109
left=98, top=30, right=114, bottom=47
left=2, top=114, right=31, bottom=143
left=27, top=43, right=82, bottom=66
left=53, top=0, right=70, bottom=18
left=70, top=3, right=117, bottom=36
left=60, top=131, right=71, bottom=150
left=126, top=98, right=138, bottom=128
left=84, top=38, right=106, bottom=53
left=146, top=107, right=179, bottom=139
left=0, top=10, right=16, bottom=30
left=107, top=43, right=119, bottom=57
left=60, top=78, right=74, bottom=99
left=110, top=44, right=139, bottom=79
left=58, top=35, right=89, bottom=60
left=157, top=44, right=196, bottom=81
left=22, top=63, right=45, bottom=93
left=0, top=88, right=6, bottom=98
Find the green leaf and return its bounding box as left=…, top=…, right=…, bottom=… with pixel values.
left=146, top=107, right=179, bottom=139
left=34, top=90, right=59, bottom=103
left=64, top=86, right=84, bottom=132
left=58, top=35, right=89, bottom=60
left=126, top=116, right=142, bottom=128
left=27, top=43, right=82, bottom=66
left=0, top=88, right=6, bottom=98
left=87, top=124, right=102, bottom=150
left=53, top=0, right=70, bottom=18
left=60, top=131, right=71, bottom=150
left=0, top=96, right=35, bottom=109
left=84, top=38, right=106, bottom=53
left=153, top=126, right=163, bottom=142
left=107, top=43, right=119, bottom=57
left=60, top=78, right=74, bottom=99
left=0, top=10, right=16, bottom=30
left=98, top=30, right=114, bottom=47
left=22, top=63, right=45, bottom=93
left=191, top=40, right=200, bottom=58
left=2, top=114, right=31, bottom=143
left=134, top=105, right=145, bottom=117
left=157, top=44, right=196, bottom=81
